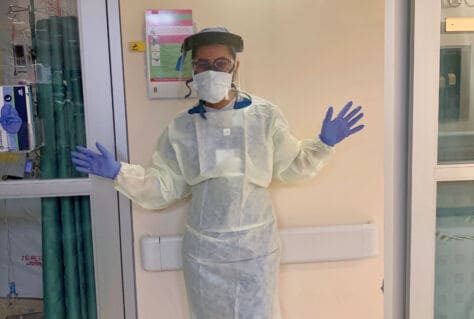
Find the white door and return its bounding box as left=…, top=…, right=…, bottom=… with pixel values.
left=0, top=0, right=134, bottom=318
left=409, top=0, right=474, bottom=317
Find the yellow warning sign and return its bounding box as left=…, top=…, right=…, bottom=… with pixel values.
left=128, top=41, right=145, bottom=52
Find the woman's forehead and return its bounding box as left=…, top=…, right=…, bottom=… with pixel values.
left=193, top=44, right=233, bottom=59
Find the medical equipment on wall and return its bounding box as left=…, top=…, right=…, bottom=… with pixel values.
left=0, top=85, right=41, bottom=152
left=0, top=84, right=42, bottom=179
left=0, top=2, right=89, bottom=180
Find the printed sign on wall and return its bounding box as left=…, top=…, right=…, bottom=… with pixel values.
left=145, top=9, right=195, bottom=99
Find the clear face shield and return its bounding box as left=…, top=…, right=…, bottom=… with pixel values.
left=176, top=28, right=244, bottom=101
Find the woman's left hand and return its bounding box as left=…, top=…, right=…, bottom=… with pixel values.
left=319, top=101, right=365, bottom=147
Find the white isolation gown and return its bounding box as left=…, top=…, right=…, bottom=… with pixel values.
left=114, top=94, right=334, bottom=319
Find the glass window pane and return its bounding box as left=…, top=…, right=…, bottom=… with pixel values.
left=0, top=196, right=97, bottom=319
left=435, top=181, right=474, bottom=318
left=438, top=5, right=474, bottom=163
left=0, top=1, right=86, bottom=180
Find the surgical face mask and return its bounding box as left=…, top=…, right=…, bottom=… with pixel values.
left=192, top=70, right=233, bottom=103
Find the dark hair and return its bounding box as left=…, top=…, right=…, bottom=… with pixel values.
left=191, top=44, right=236, bottom=60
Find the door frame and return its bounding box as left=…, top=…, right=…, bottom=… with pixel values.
left=407, top=0, right=440, bottom=317
left=0, top=0, right=136, bottom=317
left=106, top=0, right=137, bottom=318
left=384, top=0, right=410, bottom=318
left=404, top=0, right=474, bottom=317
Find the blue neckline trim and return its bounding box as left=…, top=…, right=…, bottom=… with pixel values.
left=187, top=95, right=252, bottom=119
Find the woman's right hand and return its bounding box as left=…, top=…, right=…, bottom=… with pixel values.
left=71, top=142, right=121, bottom=180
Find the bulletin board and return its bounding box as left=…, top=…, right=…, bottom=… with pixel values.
left=145, top=9, right=195, bottom=99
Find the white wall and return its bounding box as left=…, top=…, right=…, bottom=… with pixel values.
left=119, top=1, right=384, bottom=318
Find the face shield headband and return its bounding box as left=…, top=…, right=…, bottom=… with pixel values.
left=175, top=30, right=244, bottom=71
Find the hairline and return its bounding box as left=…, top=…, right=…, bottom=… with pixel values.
left=191, top=44, right=237, bottom=60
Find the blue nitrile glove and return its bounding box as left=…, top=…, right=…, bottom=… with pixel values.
left=0, top=104, right=22, bottom=134
left=71, top=142, right=121, bottom=179
left=319, top=101, right=365, bottom=147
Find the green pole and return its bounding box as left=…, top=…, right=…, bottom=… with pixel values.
left=74, top=197, right=88, bottom=319
left=65, top=17, right=86, bottom=148
left=62, top=16, right=86, bottom=177
left=29, top=0, right=36, bottom=62
left=49, top=16, right=69, bottom=178
left=36, top=19, right=57, bottom=178
left=37, top=18, right=65, bottom=319
left=41, top=198, right=65, bottom=318
left=62, top=17, right=90, bottom=312
left=81, top=197, right=97, bottom=319
left=60, top=197, right=82, bottom=319
left=61, top=16, right=78, bottom=178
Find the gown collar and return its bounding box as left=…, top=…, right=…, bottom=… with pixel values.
left=188, top=94, right=252, bottom=119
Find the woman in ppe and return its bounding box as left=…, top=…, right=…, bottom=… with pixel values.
left=71, top=27, right=364, bottom=319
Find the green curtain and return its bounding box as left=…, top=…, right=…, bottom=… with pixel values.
left=36, top=16, right=97, bottom=319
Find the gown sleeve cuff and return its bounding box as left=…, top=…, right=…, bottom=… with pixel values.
left=114, top=162, right=142, bottom=188
left=314, top=136, right=336, bottom=156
